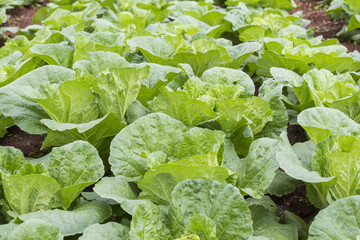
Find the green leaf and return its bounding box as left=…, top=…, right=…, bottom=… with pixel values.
left=283, top=211, right=309, bottom=240
left=30, top=44, right=74, bottom=68
left=109, top=113, right=224, bottom=181
left=74, top=32, right=126, bottom=62
left=36, top=81, right=99, bottom=124
left=137, top=63, right=180, bottom=107
left=313, top=136, right=360, bottom=201
left=238, top=25, right=266, bottom=42
left=227, top=0, right=295, bottom=10
left=309, top=196, right=360, bottom=240
left=200, top=67, right=255, bottom=97
left=257, top=79, right=288, bottom=138
left=0, top=146, right=25, bottom=175
left=92, top=66, right=150, bottom=120
left=302, top=69, right=357, bottom=107
left=170, top=49, right=231, bottom=77
left=344, top=0, right=360, bottom=12
left=257, top=51, right=311, bottom=77
left=2, top=174, right=61, bottom=215
left=8, top=219, right=62, bottom=240
left=270, top=67, right=303, bottom=87
left=149, top=87, right=217, bottom=126
left=265, top=171, right=302, bottom=197
left=292, top=141, right=315, bottom=170
left=138, top=163, right=229, bottom=204
left=88, top=51, right=130, bottom=76
left=42, top=113, right=125, bottom=159
left=127, top=37, right=175, bottom=65
left=326, top=92, right=360, bottom=123
left=217, top=98, right=273, bottom=134
left=224, top=42, right=261, bottom=69
left=226, top=138, right=279, bottom=198
left=185, top=214, right=218, bottom=240
left=250, top=205, right=298, bottom=240
left=138, top=172, right=177, bottom=205
left=142, top=64, right=179, bottom=89
left=0, top=114, right=13, bottom=138
left=298, top=107, right=360, bottom=143
left=276, top=132, right=334, bottom=183
left=93, top=176, right=137, bottom=211
left=19, top=200, right=112, bottom=236
left=176, top=235, right=201, bottom=240
left=125, top=100, right=151, bottom=124
left=79, top=222, right=129, bottom=240
left=0, top=66, right=75, bottom=134
left=47, top=141, right=104, bottom=208
left=42, top=9, right=71, bottom=29
left=129, top=202, right=171, bottom=240
left=0, top=223, right=18, bottom=239
left=348, top=14, right=360, bottom=31
left=170, top=179, right=253, bottom=240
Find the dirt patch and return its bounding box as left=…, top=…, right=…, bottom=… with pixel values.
left=2, top=6, right=41, bottom=30
left=0, top=126, right=50, bottom=158
left=273, top=185, right=319, bottom=223
left=0, top=3, right=46, bottom=47
left=341, top=41, right=360, bottom=52
left=290, top=0, right=360, bottom=52
left=287, top=124, right=308, bottom=145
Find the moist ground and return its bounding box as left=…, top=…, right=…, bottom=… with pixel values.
left=291, top=0, right=360, bottom=52
left=0, top=126, right=50, bottom=158
left=0, top=3, right=45, bottom=47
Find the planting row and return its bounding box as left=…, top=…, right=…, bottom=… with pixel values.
left=0, top=0, right=360, bottom=239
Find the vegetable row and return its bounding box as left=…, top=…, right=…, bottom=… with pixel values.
left=0, top=0, right=360, bottom=239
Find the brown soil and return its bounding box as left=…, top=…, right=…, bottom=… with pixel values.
left=0, top=126, right=50, bottom=158
left=2, top=6, right=41, bottom=30
left=291, top=0, right=360, bottom=52
left=287, top=124, right=308, bottom=145
left=0, top=3, right=46, bottom=47
left=273, top=185, right=320, bottom=223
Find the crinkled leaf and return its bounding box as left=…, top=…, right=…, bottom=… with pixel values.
left=36, top=81, right=99, bottom=124
left=92, top=66, right=150, bottom=120
left=47, top=141, right=104, bottom=208
left=257, top=79, right=288, bottom=138
left=2, top=174, right=61, bottom=215
left=138, top=164, right=229, bottom=204
left=170, top=179, right=253, bottom=240
left=109, top=113, right=224, bottom=181
left=42, top=113, right=125, bottom=159
left=79, top=222, right=129, bottom=240
left=309, top=196, right=360, bottom=240
left=129, top=201, right=171, bottom=240
left=30, top=44, right=74, bottom=68
left=185, top=214, right=217, bottom=240
left=298, top=107, right=360, bottom=143
left=227, top=138, right=279, bottom=198
left=0, top=66, right=75, bottom=134
left=88, top=51, right=130, bottom=76
left=149, top=87, right=217, bottom=126
left=19, top=200, right=112, bottom=236
left=8, top=219, right=62, bottom=240
left=127, top=37, right=175, bottom=65
left=276, top=132, right=334, bottom=183
left=200, top=67, right=255, bottom=97
left=0, top=146, right=25, bottom=175
left=265, top=171, right=302, bottom=197
left=250, top=205, right=298, bottom=240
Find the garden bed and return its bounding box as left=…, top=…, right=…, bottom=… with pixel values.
left=0, top=0, right=360, bottom=237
